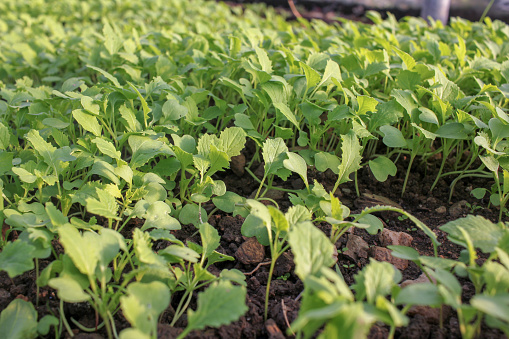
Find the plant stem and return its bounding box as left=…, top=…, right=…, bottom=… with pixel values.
left=401, top=153, right=416, bottom=197
left=264, top=256, right=277, bottom=321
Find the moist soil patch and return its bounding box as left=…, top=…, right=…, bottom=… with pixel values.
left=1, top=153, right=505, bottom=339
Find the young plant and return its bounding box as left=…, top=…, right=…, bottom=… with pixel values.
left=242, top=199, right=311, bottom=320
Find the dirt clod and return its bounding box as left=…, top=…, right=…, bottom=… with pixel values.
left=378, top=228, right=413, bottom=247
left=370, top=246, right=408, bottom=270
left=236, top=237, right=266, bottom=265
left=343, top=234, right=369, bottom=261
left=231, top=154, right=246, bottom=176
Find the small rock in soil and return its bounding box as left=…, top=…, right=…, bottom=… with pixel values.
left=449, top=200, right=468, bottom=218
left=378, top=228, right=413, bottom=247
left=401, top=272, right=436, bottom=288
left=273, top=252, right=294, bottom=277
left=231, top=154, right=246, bottom=176
left=236, top=237, right=265, bottom=265
left=435, top=206, right=447, bottom=214
left=265, top=319, right=285, bottom=339
left=343, top=234, right=369, bottom=261
left=407, top=305, right=452, bottom=325
left=370, top=246, right=408, bottom=270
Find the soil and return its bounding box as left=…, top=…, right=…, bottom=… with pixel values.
left=1, top=142, right=506, bottom=338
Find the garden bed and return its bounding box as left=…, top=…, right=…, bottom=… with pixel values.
left=0, top=0, right=508, bottom=338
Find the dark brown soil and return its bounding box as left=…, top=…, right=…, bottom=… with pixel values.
left=1, top=149, right=506, bottom=338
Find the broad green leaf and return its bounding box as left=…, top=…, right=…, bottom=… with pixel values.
left=179, top=204, right=207, bottom=227
left=241, top=214, right=270, bottom=246
left=219, top=127, right=246, bottom=158
left=159, top=245, right=200, bottom=263
left=25, top=130, right=58, bottom=168
left=212, top=191, right=245, bottom=214
left=0, top=299, right=38, bottom=339
left=207, top=144, right=229, bottom=176
left=90, top=160, right=120, bottom=185
left=337, top=131, right=362, bottom=185
left=380, top=125, right=407, bottom=147
left=81, top=96, right=100, bottom=115
left=58, top=224, right=98, bottom=276
left=200, top=222, right=221, bottom=258
left=285, top=205, right=312, bottom=226
left=103, top=21, right=122, bottom=56
left=471, top=295, right=509, bottom=323
left=435, top=123, right=467, bottom=139
left=121, top=281, right=170, bottom=336
left=356, top=96, right=378, bottom=115
left=300, top=62, right=321, bottom=91
left=315, top=152, right=340, bottom=175
left=317, top=60, right=342, bottom=88
left=119, top=328, right=151, bottom=339
left=393, top=47, right=416, bottom=70
left=92, top=138, right=121, bottom=160
left=0, top=240, right=35, bottom=278
left=0, top=123, right=11, bottom=150
left=115, top=164, right=133, bottom=186
left=162, top=99, right=188, bottom=120
left=353, top=259, right=400, bottom=303
left=284, top=152, right=308, bottom=187
left=186, top=281, right=247, bottom=331
left=268, top=205, right=289, bottom=232
left=396, top=70, right=421, bottom=91
left=262, top=138, right=288, bottom=176
left=37, top=315, right=59, bottom=336
left=255, top=47, right=273, bottom=73
left=368, top=156, right=397, bottom=182
left=87, top=65, right=121, bottom=88
left=45, top=202, right=67, bottom=228
left=86, top=188, right=120, bottom=220
left=129, top=136, right=165, bottom=169
left=72, top=109, right=102, bottom=136
left=274, top=102, right=300, bottom=130
left=288, top=221, right=335, bottom=280
left=358, top=214, right=384, bottom=235
left=12, top=167, right=37, bottom=183
left=441, top=215, right=506, bottom=253
left=119, top=104, right=142, bottom=132
left=48, top=276, right=91, bottom=302
left=133, top=229, right=165, bottom=266
left=387, top=245, right=420, bottom=261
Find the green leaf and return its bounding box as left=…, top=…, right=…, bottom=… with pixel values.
left=471, top=295, right=509, bottom=323
left=25, top=130, right=58, bottom=168
left=241, top=214, right=270, bottom=246
left=129, top=136, right=166, bottom=169
left=87, top=65, right=121, bottom=88
left=90, top=160, right=120, bottom=185
left=288, top=221, right=335, bottom=280
left=441, top=215, right=506, bottom=253
left=121, top=281, right=170, bottom=336
left=86, top=188, right=120, bottom=220
left=0, top=240, right=35, bottom=278
left=133, top=229, right=165, bottom=266
left=337, top=131, right=362, bottom=185
left=284, top=152, right=308, bottom=187
left=356, top=96, right=378, bottom=115
left=262, top=138, right=289, bottom=176
left=358, top=214, right=384, bottom=235
left=274, top=102, right=300, bottom=130
left=255, top=47, right=273, bottom=73
left=219, top=127, right=246, bottom=158
left=393, top=47, right=416, bottom=70
left=212, top=191, right=245, bottom=214
left=119, top=104, right=142, bottom=132
left=48, top=276, right=91, bottom=302
left=301, top=62, right=321, bottom=91
left=388, top=245, right=420, bottom=261
left=72, top=109, right=102, bottom=136
left=317, top=60, right=342, bottom=88
left=81, top=96, right=100, bottom=115
left=37, top=315, right=59, bottom=336
left=186, top=281, right=247, bottom=331
left=162, top=99, right=188, bottom=120
left=206, top=144, right=229, bottom=176
left=92, top=138, right=121, bottom=160
left=0, top=299, right=38, bottom=339
left=315, top=152, right=340, bottom=175
left=58, top=224, right=98, bottom=276
left=179, top=204, right=207, bottom=227
left=103, top=21, right=122, bottom=56
left=200, top=222, right=221, bottom=258
left=268, top=205, right=289, bottom=232
left=368, top=156, right=397, bottom=182
left=353, top=259, right=400, bottom=303
left=396, top=70, right=421, bottom=91
left=380, top=125, right=407, bottom=148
